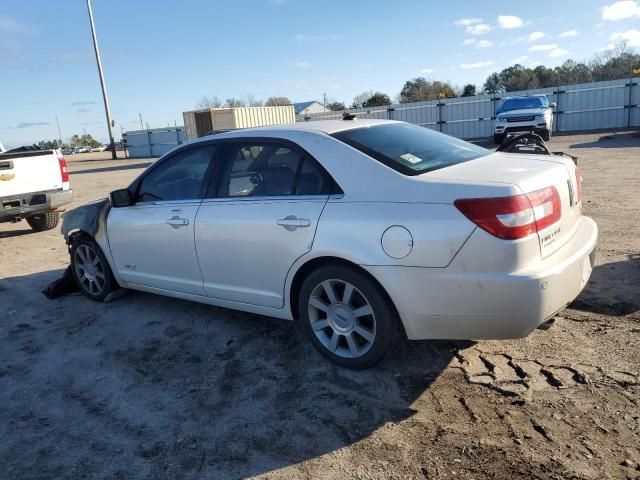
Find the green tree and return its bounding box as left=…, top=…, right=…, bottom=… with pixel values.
left=37, top=139, right=61, bottom=149
left=70, top=134, right=101, bottom=148
left=363, top=91, right=391, bottom=107
left=326, top=101, right=346, bottom=111
left=264, top=96, right=292, bottom=106
left=482, top=72, right=503, bottom=95
left=461, top=84, right=476, bottom=97
left=400, top=78, right=457, bottom=103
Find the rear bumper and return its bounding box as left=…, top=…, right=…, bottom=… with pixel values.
left=0, top=189, right=73, bottom=222
left=367, top=216, right=598, bottom=340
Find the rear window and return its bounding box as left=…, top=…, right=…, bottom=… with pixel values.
left=332, top=123, right=488, bottom=175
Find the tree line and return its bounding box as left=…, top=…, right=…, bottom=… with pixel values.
left=194, top=43, right=638, bottom=111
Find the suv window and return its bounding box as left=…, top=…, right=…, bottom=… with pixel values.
left=217, top=142, right=331, bottom=197
left=332, top=123, right=488, bottom=175
left=138, top=145, right=216, bottom=202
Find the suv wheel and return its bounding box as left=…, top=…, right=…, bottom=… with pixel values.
left=298, top=265, right=398, bottom=369
left=541, top=129, right=551, bottom=141
left=70, top=238, right=116, bottom=302
left=493, top=133, right=505, bottom=145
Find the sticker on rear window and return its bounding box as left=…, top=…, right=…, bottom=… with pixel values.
left=400, top=153, right=422, bottom=164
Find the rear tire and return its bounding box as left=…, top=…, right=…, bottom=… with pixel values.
left=70, top=238, right=116, bottom=302
left=493, top=133, right=505, bottom=145
left=298, top=265, right=398, bottom=369
left=26, top=211, right=59, bottom=232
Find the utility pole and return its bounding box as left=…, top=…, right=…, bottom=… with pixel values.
left=55, top=115, right=63, bottom=147
left=139, top=113, right=144, bottom=131
left=323, top=92, right=327, bottom=107
left=86, top=0, right=117, bottom=159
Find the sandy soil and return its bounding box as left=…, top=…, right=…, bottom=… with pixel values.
left=0, top=133, right=638, bottom=480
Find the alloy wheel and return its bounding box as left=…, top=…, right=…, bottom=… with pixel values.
left=307, top=279, right=377, bottom=359
left=73, top=244, right=106, bottom=296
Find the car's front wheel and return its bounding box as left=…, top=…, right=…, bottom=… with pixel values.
left=70, top=238, right=116, bottom=302
left=493, top=133, right=505, bottom=145
left=298, top=265, right=398, bottom=369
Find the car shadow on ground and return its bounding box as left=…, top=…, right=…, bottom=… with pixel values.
left=0, top=268, right=472, bottom=479
left=569, top=131, right=640, bottom=149
left=570, top=254, right=640, bottom=316
left=69, top=162, right=153, bottom=175
left=0, top=228, right=35, bottom=239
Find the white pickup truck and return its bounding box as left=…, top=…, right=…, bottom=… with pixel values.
left=0, top=142, right=73, bottom=231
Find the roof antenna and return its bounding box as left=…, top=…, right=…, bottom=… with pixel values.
left=342, top=112, right=357, bottom=120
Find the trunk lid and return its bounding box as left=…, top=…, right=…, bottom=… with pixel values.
left=427, top=151, right=582, bottom=257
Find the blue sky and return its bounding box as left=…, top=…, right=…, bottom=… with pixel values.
left=1, top=0, right=639, bottom=146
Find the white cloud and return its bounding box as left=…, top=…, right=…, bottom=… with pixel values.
left=528, top=31, right=545, bottom=41
left=295, top=61, right=312, bottom=69
left=599, top=43, right=616, bottom=52
left=559, top=29, right=578, bottom=38
left=462, top=38, right=476, bottom=45
left=295, top=34, right=340, bottom=41
left=460, top=60, right=494, bottom=69
left=466, top=24, right=492, bottom=35
left=420, top=68, right=434, bottom=74
left=454, top=18, right=483, bottom=26
left=498, top=15, right=524, bottom=29
left=548, top=48, right=569, bottom=57
left=0, top=17, right=28, bottom=34
left=611, top=29, right=640, bottom=47
left=512, top=55, right=529, bottom=64
left=476, top=39, right=494, bottom=48
left=529, top=43, right=558, bottom=51
left=602, top=1, right=640, bottom=21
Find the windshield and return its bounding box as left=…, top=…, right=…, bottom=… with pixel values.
left=500, top=97, right=546, bottom=112
left=332, top=123, right=489, bottom=175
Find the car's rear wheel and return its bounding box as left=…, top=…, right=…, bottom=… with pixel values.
left=70, top=238, right=116, bottom=302
left=298, top=265, right=398, bottom=369
left=26, top=211, right=59, bottom=232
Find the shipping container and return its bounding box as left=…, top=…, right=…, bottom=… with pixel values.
left=183, top=105, right=295, bottom=139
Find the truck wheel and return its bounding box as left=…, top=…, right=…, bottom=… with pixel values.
left=70, top=238, right=116, bottom=302
left=26, top=211, right=60, bottom=232
left=494, top=134, right=505, bottom=145
left=542, top=129, right=551, bottom=141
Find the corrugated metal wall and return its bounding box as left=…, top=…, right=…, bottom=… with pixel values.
left=300, top=77, right=640, bottom=139
left=123, top=127, right=187, bottom=158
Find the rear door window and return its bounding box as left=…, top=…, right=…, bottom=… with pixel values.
left=332, top=123, right=488, bottom=175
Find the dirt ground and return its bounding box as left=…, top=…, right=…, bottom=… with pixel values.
left=1, top=132, right=639, bottom=480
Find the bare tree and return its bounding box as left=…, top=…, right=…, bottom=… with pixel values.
left=246, top=94, right=263, bottom=107
left=265, top=96, right=292, bottom=106
left=225, top=98, right=246, bottom=108
left=195, top=95, right=222, bottom=109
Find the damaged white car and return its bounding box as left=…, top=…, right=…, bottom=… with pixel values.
left=62, top=119, right=597, bottom=369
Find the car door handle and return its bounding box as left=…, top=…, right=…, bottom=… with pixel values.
left=276, top=216, right=311, bottom=230
left=166, top=217, right=190, bottom=228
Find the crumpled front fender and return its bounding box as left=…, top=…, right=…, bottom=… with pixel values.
left=61, top=198, right=110, bottom=243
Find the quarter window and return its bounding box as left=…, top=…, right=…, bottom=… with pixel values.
left=138, top=146, right=216, bottom=202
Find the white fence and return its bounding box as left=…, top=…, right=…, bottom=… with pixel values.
left=299, top=77, right=640, bottom=139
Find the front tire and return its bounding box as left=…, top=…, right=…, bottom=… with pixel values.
left=493, top=133, right=505, bottom=145
left=70, top=238, right=116, bottom=302
left=541, top=129, right=551, bottom=141
left=298, top=265, right=398, bottom=369
left=26, top=211, right=59, bottom=232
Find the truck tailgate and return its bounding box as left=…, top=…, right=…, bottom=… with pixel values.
left=0, top=150, right=63, bottom=197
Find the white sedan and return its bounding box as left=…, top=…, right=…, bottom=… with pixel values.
left=62, top=119, right=597, bottom=369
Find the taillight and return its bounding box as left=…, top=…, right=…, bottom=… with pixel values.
left=57, top=151, right=69, bottom=183
left=454, top=186, right=561, bottom=240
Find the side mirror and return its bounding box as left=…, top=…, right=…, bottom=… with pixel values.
left=550, top=102, right=557, bottom=108
left=109, top=188, right=134, bottom=208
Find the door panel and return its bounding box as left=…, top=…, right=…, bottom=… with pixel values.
left=195, top=197, right=326, bottom=307
left=108, top=203, right=205, bottom=295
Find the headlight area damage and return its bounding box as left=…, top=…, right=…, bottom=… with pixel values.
left=43, top=198, right=124, bottom=301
